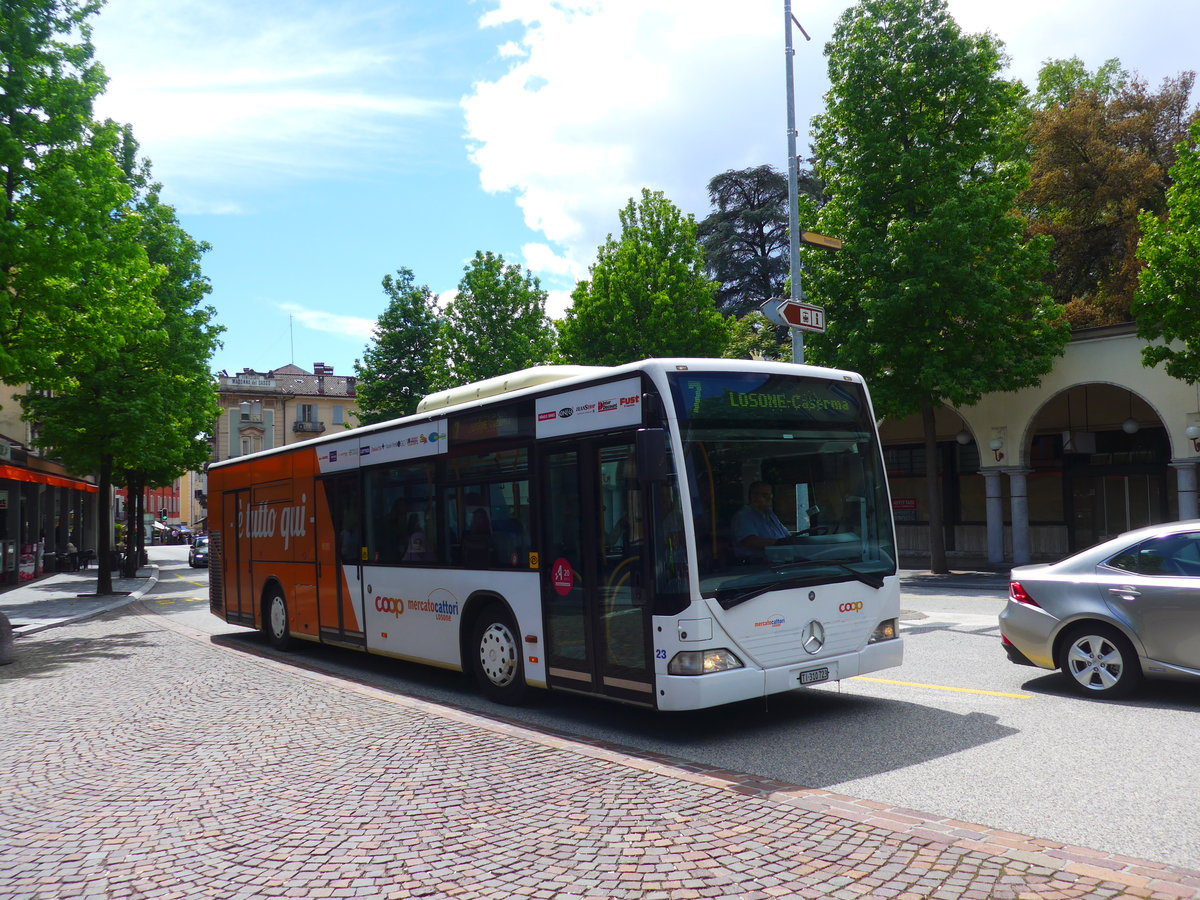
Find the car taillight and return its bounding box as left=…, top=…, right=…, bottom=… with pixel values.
left=1009, top=581, right=1040, bottom=607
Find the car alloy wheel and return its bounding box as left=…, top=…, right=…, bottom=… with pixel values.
left=1059, top=625, right=1141, bottom=699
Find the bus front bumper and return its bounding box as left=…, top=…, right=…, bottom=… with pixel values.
left=655, top=637, right=904, bottom=711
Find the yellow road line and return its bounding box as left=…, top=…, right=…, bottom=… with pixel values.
left=852, top=676, right=1030, bottom=699
left=170, top=573, right=207, bottom=587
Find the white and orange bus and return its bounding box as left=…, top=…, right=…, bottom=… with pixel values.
left=207, top=358, right=902, bottom=710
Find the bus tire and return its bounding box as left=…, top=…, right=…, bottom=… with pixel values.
left=264, top=587, right=292, bottom=651
left=470, top=603, right=528, bottom=705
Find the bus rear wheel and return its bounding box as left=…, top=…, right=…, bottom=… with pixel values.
left=264, top=588, right=292, bottom=651
left=471, top=604, right=528, bottom=705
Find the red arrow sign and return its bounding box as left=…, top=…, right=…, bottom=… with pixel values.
left=778, top=301, right=826, bottom=333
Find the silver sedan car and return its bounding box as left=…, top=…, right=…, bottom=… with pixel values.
left=1000, top=520, right=1200, bottom=699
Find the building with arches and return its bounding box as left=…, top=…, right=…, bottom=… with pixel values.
left=880, top=324, right=1198, bottom=566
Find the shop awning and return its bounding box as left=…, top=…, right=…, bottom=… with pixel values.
left=0, top=464, right=98, bottom=493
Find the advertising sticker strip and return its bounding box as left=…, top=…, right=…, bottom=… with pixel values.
left=317, top=420, right=448, bottom=474
left=536, top=376, right=643, bottom=439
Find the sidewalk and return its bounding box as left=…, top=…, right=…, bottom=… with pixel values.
left=0, top=564, right=158, bottom=636
left=3, top=602, right=1199, bottom=899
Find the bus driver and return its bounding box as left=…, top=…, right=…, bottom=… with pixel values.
left=731, top=482, right=790, bottom=562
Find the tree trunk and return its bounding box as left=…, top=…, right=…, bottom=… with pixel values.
left=95, top=455, right=114, bottom=595
left=922, top=398, right=949, bottom=574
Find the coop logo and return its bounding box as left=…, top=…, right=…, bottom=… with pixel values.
left=754, top=615, right=786, bottom=628
left=375, top=595, right=405, bottom=617
left=558, top=407, right=574, bottom=418
left=538, top=410, right=557, bottom=422
left=839, top=602, right=864, bottom=613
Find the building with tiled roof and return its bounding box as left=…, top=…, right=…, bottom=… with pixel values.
left=212, top=362, right=358, bottom=465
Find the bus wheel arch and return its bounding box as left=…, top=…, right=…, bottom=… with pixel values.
left=262, top=580, right=292, bottom=651
left=462, top=593, right=528, bottom=705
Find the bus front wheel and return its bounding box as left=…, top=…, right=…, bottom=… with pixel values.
left=470, top=604, right=528, bottom=705
left=265, top=589, right=292, bottom=651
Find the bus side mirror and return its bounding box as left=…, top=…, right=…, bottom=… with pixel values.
left=637, top=428, right=668, bottom=483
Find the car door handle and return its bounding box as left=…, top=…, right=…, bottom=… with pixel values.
left=1109, top=586, right=1140, bottom=601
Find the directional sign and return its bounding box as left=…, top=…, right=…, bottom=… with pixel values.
left=777, top=300, right=826, bottom=333
left=800, top=231, right=843, bottom=251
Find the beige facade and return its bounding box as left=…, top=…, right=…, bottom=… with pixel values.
left=213, top=362, right=358, bottom=464
left=881, top=325, right=1198, bottom=566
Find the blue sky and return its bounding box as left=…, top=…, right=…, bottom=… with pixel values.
left=88, top=0, right=1200, bottom=380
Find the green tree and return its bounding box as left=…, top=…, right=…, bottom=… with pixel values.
left=354, top=267, right=441, bottom=423
left=1031, top=56, right=1129, bottom=109
left=433, top=251, right=554, bottom=386
left=559, top=189, right=728, bottom=365
left=1023, top=62, right=1198, bottom=326
left=698, top=165, right=811, bottom=317
left=723, top=311, right=789, bottom=362
left=1, top=0, right=153, bottom=388
left=23, top=129, right=220, bottom=586
left=1133, top=120, right=1200, bottom=382
left=804, top=0, right=1069, bottom=573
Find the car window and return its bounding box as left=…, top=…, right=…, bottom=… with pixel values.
left=1107, top=532, right=1200, bottom=576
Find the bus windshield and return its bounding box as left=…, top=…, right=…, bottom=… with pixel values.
left=667, top=371, right=896, bottom=606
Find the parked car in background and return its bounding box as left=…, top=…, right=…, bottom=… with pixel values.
left=188, top=536, right=209, bottom=568
left=1000, top=521, right=1200, bottom=698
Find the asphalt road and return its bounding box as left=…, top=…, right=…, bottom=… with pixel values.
left=149, top=546, right=1200, bottom=872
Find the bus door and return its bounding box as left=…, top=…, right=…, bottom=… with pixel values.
left=540, top=438, right=654, bottom=704
left=221, top=489, right=255, bottom=628
left=316, top=473, right=366, bottom=647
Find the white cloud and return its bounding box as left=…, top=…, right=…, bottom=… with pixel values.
left=463, top=0, right=838, bottom=285
left=91, top=0, right=453, bottom=202
left=544, top=289, right=574, bottom=320
left=522, top=242, right=582, bottom=279
left=278, top=303, right=377, bottom=341
left=464, top=0, right=1200, bottom=298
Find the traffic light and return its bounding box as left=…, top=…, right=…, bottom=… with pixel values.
left=160, top=508, right=168, bottom=521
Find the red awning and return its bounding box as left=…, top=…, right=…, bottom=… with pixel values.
left=0, top=464, right=99, bottom=493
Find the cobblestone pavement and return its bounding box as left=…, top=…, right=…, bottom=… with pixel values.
left=3, top=604, right=1199, bottom=900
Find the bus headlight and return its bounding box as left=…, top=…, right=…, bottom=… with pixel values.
left=668, top=649, right=744, bottom=675
left=868, top=618, right=898, bottom=643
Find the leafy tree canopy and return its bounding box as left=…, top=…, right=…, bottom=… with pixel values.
left=434, top=251, right=555, bottom=386
left=805, top=0, right=1067, bottom=419
left=354, top=267, right=441, bottom=424
left=804, top=0, right=1069, bottom=572
left=697, top=164, right=823, bottom=317
left=559, top=189, right=728, bottom=365
left=0, top=0, right=155, bottom=388
left=1032, top=56, right=1130, bottom=109
left=1023, top=61, right=1198, bottom=326
left=1133, top=120, right=1200, bottom=382
left=722, top=310, right=789, bottom=362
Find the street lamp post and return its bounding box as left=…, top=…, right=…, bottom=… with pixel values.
left=783, top=1, right=810, bottom=363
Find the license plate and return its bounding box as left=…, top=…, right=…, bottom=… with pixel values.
left=798, top=667, right=829, bottom=685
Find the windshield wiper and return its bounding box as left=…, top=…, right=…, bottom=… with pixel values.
left=713, top=563, right=887, bottom=610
